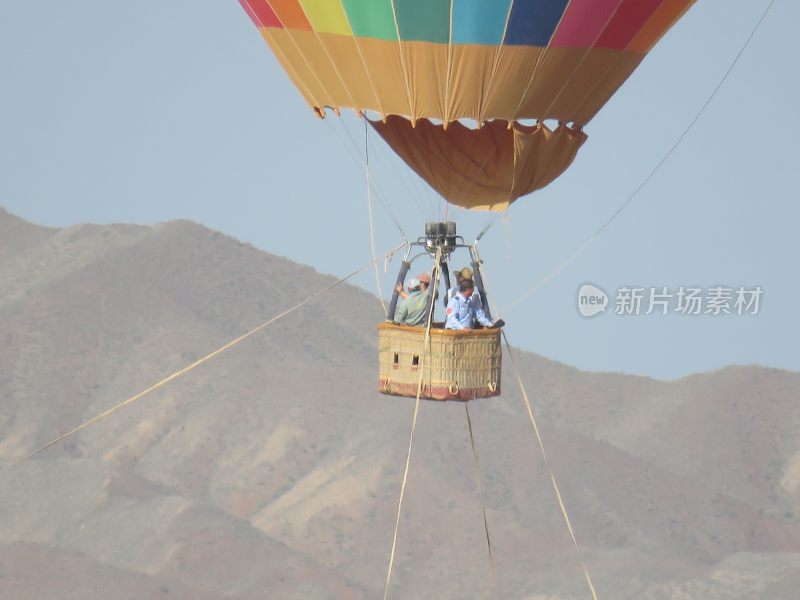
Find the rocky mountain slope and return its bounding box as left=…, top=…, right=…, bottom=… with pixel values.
left=1, top=207, right=798, bottom=599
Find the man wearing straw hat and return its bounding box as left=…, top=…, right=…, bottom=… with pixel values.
left=445, top=278, right=493, bottom=331
left=449, top=267, right=482, bottom=309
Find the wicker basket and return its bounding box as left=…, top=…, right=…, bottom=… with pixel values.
left=377, top=322, right=502, bottom=401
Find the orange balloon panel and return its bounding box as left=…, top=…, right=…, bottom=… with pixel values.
left=370, top=118, right=587, bottom=211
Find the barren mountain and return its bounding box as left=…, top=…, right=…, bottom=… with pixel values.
left=1, top=207, right=798, bottom=599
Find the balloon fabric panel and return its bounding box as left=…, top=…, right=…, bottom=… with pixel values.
left=260, top=0, right=311, bottom=30
left=504, top=0, right=570, bottom=46
left=299, top=0, right=352, bottom=36
left=550, top=0, right=624, bottom=47
left=242, top=0, right=695, bottom=122
left=594, top=0, right=665, bottom=50
left=393, top=0, right=451, bottom=44
left=341, top=0, right=397, bottom=40
left=239, top=0, right=696, bottom=209
left=239, top=0, right=281, bottom=28
left=370, top=117, right=587, bottom=211
left=452, top=0, right=512, bottom=45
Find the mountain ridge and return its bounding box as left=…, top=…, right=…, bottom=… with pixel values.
left=1, top=207, right=798, bottom=599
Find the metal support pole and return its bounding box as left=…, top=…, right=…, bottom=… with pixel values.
left=387, top=260, right=411, bottom=322
left=440, top=260, right=451, bottom=307
left=470, top=245, right=492, bottom=321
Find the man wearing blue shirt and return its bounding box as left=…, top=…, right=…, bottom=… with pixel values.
left=445, top=279, right=493, bottom=330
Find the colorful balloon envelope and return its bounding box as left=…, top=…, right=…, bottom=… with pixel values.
left=239, top=0, right=696, bottom=210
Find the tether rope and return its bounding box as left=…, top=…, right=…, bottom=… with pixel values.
left=464, top=402, right=500, bottom=596
left=26, top=242, right=407, bottom=460
left=502, top=331, right=599, bottom=600
left=476, top=252, right=598, bottom=599
left=383, top=250, right=442, bottom=600
left=503, top=0, right=776, bottom=313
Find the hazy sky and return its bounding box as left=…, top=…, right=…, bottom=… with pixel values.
left=2, top=1, right=797, bottom=380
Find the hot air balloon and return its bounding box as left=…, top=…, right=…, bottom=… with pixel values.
left=237, top=0, right=696, bottom=400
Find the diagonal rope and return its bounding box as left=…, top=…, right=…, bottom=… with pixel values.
left=464, top=402, right=500, bottom=596
left=476, top=250, right=596, bottom=598
left=475, top=215, right=497, bottom=242
left=502, top=331, right=599, bottom=600
left=503, top=237, right=593, bottom=312
left=26, top=242, right=407, bottom=460
left=503, top=0, right=776, bottom=313
left=383, top=250, right=442, bottom=600
left=382, top=378, right=422, bottom=600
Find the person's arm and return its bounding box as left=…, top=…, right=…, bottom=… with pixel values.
left=473, top=303, right=493, bottom=328
left=445, top=297, right=464, bottom=330
left=394, top=299, right=408, bottom=324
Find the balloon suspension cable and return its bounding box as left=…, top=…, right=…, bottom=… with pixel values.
left=475, top=215, right=497, bottom=242
left=503, top=0, right=777, bottom=313
left=362, top=115, right=435, bottom=220
left=323, top=117, right=408, bottom=244
left=365, top=120, right=389, bottom=316
left=24, top=242, right=408, bottom=460
left=383, top=248, right=442, bottom=600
